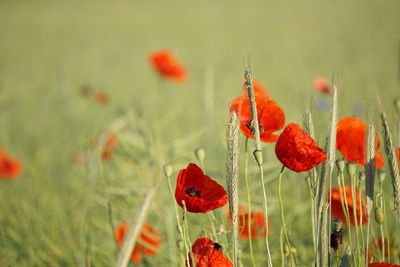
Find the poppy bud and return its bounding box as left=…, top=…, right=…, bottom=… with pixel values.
left=336, top=159, right=345, bottom=173
left=194, top=148, right=205, bottom=163
left=378, top=170, right=386, bottom=183
left=253, top=150, right=263, bottom=166
left=333, top=219, right=342, bottom=232
left=359, top=171, right=365, bottom=183
left=374, top=207, right=384, bottom=224
left=163, top=164, right=173, bottom=177
left=346, top=163, right=356, bottom=177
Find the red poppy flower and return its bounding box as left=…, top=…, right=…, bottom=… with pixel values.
left=314, top=77, right=332, bottom=94
left=275, top=123, right=327, bottom=172
left=396, top=148, right=400, bottom=163
left=149, top=50, right=187, bottom=83
left=188, top=237, right=233, bottom=267
left=330, top=185, right=367, bottom=226
left=227, top=205, right=271, bottom=240
left=0, top=149, right=22, bottom=179
left=368, top=263, right=400, bottom=267
left=115, top=222, right=160, bottom=264
left=175, top=163, right=228, bottom=213
left=101, top=135, right=118, bottom=160
left=230, top=81, right=285, bottom=143
left=92, top=91, right=110, bottom=105
left=336, top=117, right=384, bottom=168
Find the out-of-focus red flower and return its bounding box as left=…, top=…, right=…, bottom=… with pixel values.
left=115, top=222, right=160, bottom=264
left=227, top=205, right=271, bottom=240
left=314, top=77, right=332, bottom=94
left=230, top=80, right=285, bottom=143
left=368, top=263, right=400, bottom=267
left=101, top=135, right=118, bottom=160
left=396, top=148, right=400, bottom=163
left=175, top=163, right=228, bottom=213
left=92, top=91, right=110, bottom=105
left=330, top=185, right=367, bottom=226
left=336, top=117, right=384, bottom=168
left=368, top=238, right=396, bottom=262
left=189, top=237, right=233, bottom=267
left=275, top=123, right=327, bottom=172
left=0, top=149, right=22, bottom=179
left=149, top=50, right=187, bottom=83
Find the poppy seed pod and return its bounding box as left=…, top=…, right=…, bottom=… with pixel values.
left=374, top=207, right=384, bottom=225
left=163, top=164, right=173, bottom=177
left=194, top=148, right=205, bottom=163
left=253, top=150, right=263, bottom=166
left=346, top=163, right=356, bottom=176
left=336, top=159, right=345, bottom=173
left=378, top=170, right=386, bottom=183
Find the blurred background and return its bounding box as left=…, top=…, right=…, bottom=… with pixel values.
left=1, top=0, right=399, bottom=266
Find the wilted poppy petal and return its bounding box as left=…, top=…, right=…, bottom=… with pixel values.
left=275, top=123, right=327, bottom=172
left=189, top=237, right=233, bottom=267
left=175, top=163, right=228, bottom=213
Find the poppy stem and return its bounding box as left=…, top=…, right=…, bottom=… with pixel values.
left=165, top=172, right=187, bottom=265
left=277, top=166, right=295, bottom=267
left=258, top=156, right=273, bottom=267
left=244, top=137, right=257, bottom=267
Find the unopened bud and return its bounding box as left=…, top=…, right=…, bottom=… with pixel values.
left=346, top=163, right=356, bottom=176
left=378, top=170, right=386, bottom=183
left=163, top=164, right=173, bottom=177
left=374, top=207, right=384, bottom=224
left=253, top=150, right=263, bottom=166
left=359, top=171, right=365, bottom=183
left=336, top=159, right=345, bottom=173
left=194, top=148, right=205, bottom=163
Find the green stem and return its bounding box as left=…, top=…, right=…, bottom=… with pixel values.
left=278, top=166, right=295, bottom=267
left=244, top=138, right=256, bottom=267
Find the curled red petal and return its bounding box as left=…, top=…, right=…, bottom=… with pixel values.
left=275, top=123, right=327, bottom=172
left=175, top=163, right=228, bottom=213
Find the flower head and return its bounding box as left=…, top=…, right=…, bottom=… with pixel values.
left=101, top=135, right=118, bottom=160
left=336, top=117, right=384, bottom=168
left=115, top=222, right=160, bottom=264
left=0, top=149, right=22, bottom=179
left=189, top=237, right=233, bottom=267
left=275, top=123, right=327, bottom=172
left=314, top=77, right=332, bottom=94
left=230, top=81, right=285, bottom=143
left=149, top=50, right=187, bottom=83
left=175, top=163, right=228, bottom=213
left=92, top=91, right=110, bottom=105
left=330, top=185, right=367, bottom=226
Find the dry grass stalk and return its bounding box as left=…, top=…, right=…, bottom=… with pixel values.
left=377, top=95, right=400, bottom=212
left=365, top=124, right=376, bottom=217
left=114, top=181, right=159, bottom=267
left=243, top=54, right=261, bottom=154
left=226, top=111, right=240, bottom=267
left=364, top=124, right=376, bottom=266
left=319, top=203, right=329, bottom=267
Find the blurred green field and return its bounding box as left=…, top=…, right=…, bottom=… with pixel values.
left=1, top=0, right=400, bottom=266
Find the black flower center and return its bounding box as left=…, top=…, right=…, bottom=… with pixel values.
left=213, top=242, right=222, bottom=251
left=185, top=187, right=201, bottom=198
